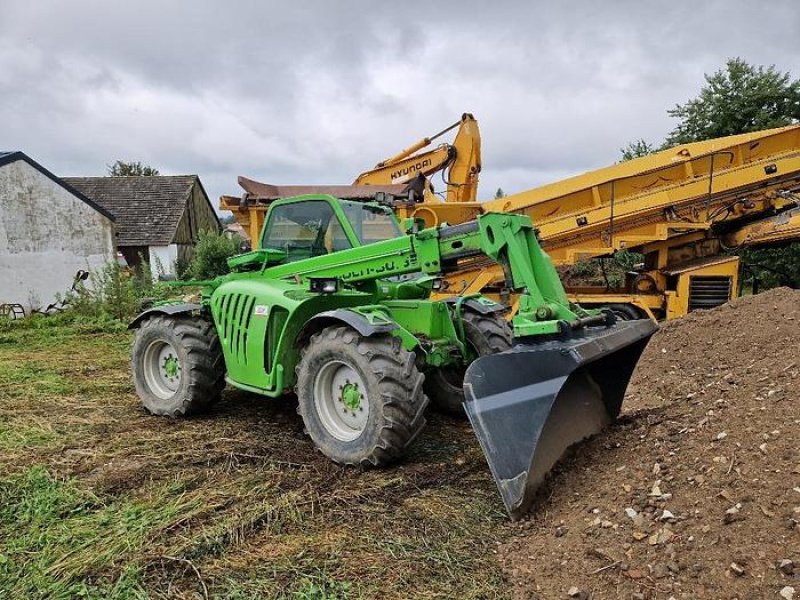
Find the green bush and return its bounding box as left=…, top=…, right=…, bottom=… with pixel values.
left=613, top=249, right=644, bottom=271
left=187, top=230, right=241, bottom=280
left=59, top=262, right=172, bottom=322
left=571, top=260, right=598, bottom=278
left=739, top=243, right=800, bottom=290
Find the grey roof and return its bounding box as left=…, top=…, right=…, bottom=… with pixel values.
left=63, top=176, right=204, bottom=246
left=0, top=151, right=115, bottom=221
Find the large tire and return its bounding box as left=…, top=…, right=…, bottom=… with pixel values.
left=603, top=303, right=643, bottom=321
left=295, top=325, right=428, bottom=467
left=425, top=311, right=512, bottom=415
left=132, top=315, right=226, bottom=416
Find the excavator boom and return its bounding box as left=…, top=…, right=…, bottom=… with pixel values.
left=353, top=112, right=481, bottom=203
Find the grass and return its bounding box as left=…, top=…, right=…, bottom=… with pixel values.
left=0, top=314, right=511, bottom=598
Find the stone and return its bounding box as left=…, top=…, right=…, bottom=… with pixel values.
left=625, top=569, right=644, bottom=579
left=780, top=587, right=795, bottom=600
left=779, top=559, right=794, bottom=575
left=667, top=561, right=680, bottom=573
left=730, top=562, right=745, bottom=576
left=652, top=563, right=670, bottom=579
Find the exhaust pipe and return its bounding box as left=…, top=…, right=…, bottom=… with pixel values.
left=463, top=319, right=656, bottom=520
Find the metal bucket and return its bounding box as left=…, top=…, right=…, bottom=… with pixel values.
left=463, top=319, right=656, bottom=520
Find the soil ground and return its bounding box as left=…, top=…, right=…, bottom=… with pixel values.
left=0, top=288, right=798, bottom=598
left=501, top=287, right=800, bottom=599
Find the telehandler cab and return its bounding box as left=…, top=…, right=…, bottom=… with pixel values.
left=130, top=193, right=655, bottom=519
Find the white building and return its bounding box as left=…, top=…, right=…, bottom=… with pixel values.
left=0, top=152, right=116, bottom=312
left=63, top=175, right=220, bottom=278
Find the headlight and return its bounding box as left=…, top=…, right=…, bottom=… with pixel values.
left=309, top=277, right=340, bottom=294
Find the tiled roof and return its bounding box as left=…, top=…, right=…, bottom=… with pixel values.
left=63, top=176, right=199, bottom=246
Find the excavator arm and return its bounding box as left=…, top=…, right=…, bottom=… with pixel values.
left=353, top=113, right=481, bottom=203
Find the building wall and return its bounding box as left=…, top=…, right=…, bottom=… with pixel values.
left=148, top=244, right=178, bottom=278
left=174, top=181, right=221, bottom=265
left=0, top=160, right=115, bottom=309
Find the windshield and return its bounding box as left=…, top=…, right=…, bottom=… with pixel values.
left=261, top=200, right=351, bottom=262
left=340, top=202, right=401, bottom=244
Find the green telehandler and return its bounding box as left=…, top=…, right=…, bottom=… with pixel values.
left=129, top=193, right=656, bottom=519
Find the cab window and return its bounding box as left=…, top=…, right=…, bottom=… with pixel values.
left=341, top=202, right=401, bottom=244
left=261, top=201, right=352, bottom=263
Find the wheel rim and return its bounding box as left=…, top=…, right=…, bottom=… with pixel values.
left=313, top=360, right=369, bottom=442
left=142, top=339, right=182, bottom=400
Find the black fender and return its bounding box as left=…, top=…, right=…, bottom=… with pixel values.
left=295, top=309, right=397, bottom=348
left=442, top=297, right=508, bottom=315
left=128, top=303, right=203, bottom=330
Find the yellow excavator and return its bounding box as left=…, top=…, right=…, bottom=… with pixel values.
left=220, top=113, right=484, bottom=243
left=222, top=117, right=800, bottom=320
left=353, top=112, right=481, bottom=204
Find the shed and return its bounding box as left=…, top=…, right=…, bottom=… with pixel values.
left=63, top=175, right=220, bottom=277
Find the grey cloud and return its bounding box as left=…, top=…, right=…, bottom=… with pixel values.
left=1, top=0, right=799, bottom=207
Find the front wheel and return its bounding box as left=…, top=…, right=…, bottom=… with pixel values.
left=132, top=315, right=226, bottom=416
left=295, top=326, right=428, bottom=467
left=424, top=311, right=513, bottom=415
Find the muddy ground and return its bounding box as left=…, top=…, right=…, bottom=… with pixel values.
left=0, top=288, right=798, bottom=598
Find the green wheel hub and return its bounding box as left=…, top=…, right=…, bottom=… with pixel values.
left=341, top=382, right=362, bottom=411
left=313, top=360, right=370, bottom=442
left=142, top=339, right=182, bottom=400
left=163, top=355, right=180, bottom=378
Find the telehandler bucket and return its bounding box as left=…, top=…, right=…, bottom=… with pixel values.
left=463, top=319, right=656, bottom=520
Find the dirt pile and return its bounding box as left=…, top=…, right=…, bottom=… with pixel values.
left=500, top=288, right=800, bottom=599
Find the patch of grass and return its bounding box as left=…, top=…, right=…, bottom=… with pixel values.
left=0, top=312, right=127, bottom=347
left=0, top=422, right=57, bottom=450
left=0, top=315, right=513, bottom=598
left=221, top=571, right=355, bottom=600
left=0, top=466, right=205, bottom=599
left=0, top=362, right=74, bottom=398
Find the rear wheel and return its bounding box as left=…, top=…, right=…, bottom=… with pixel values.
left=424, top=311, right=513, bottom=415
left=295, top=325, right=428, bottom=467
left=132, top=315, right=226, bottom=416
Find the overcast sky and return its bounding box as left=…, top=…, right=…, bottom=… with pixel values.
left=2, top=1, right=799, bottom=211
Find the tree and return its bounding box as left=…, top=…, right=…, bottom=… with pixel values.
left=494, top=187, right=506, bottom=199
left=664, top=58, right=800, bottom=146
left=619, top=139, right=657, bottom=161
left=107, top=160, right=160, bottom=176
